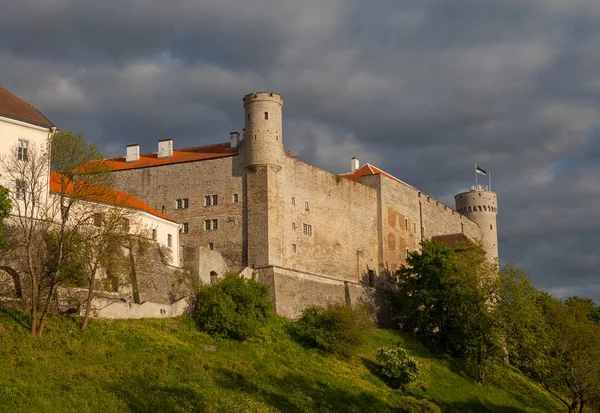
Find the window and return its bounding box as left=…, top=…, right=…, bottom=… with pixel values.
left=167, top=234, right=172, bottom=247
left=212, top=219, right=218, bottom=230
left=18, top=139, right=28, bottom=161
left=490, top=224, right=493, bottom=230
left=291, top=197, right=295, bottom=206
left=152, top=229, right=157, bottom=240
left=176, top=198, right=189, bottom=209
left=406, top=248, right=409, bottom=259
left=182, top=222, right=189, bottom=233
left=404, top=218, right=408, bottom=230
left=205, top=195, right=211, bottom=206
left=205, top=220, right=211, bottom=230
left=264, top=112, right=269, bottom=120
left=291, top=243, right=297, bottom=253
left=303, top=223, right=312, bottom=236
left=233, top=193, right=239, bottom=203
left=61, top=205, right=69, bottom=222
left=15, top=179, right=25, bottom=200
left=305, top=201, right=309, bottom=211
left=212, top=195, right=218, bottom=205
left=291, top=222, right=296, bottom=232
left=183, top=198, right=189, bottom=208
left=414, top=222, right=417, bottom=233
left=93, top=213, right=102, bottom=227
left=121, top=218, right=130, bottom=233
left=209, top=242, right=214, bottom=250
left=176, top=199, right=182, bottom=209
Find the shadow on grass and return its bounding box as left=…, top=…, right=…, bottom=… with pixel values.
left=107, top=376, right=207, bottom=413
left=213, top=368, right=437, bottom=413
left=438, top=400, right=533, bottom=413
left=361, top=357, right=405, bottom=390
left=0, top=307, right=30, bottom=331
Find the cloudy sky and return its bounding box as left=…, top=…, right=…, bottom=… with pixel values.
left=2, top=0, right=599, bottom=302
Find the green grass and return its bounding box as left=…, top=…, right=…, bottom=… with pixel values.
left=0, top=308, right=565, bottom=413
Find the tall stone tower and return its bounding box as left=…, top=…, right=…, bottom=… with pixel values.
left=243, top=92, right=285, bottom=170
left=243, top=92, right=285, bottom=269
left=455, top=187, right=498, bottom=262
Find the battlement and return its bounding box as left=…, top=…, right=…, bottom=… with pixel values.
left=243, top=92, right=284, bottom=105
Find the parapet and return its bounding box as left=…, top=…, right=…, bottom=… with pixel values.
left=243, top=92, right=284, bottom=105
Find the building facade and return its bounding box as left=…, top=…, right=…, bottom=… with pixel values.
left=105, top=92, right=499, bottom=319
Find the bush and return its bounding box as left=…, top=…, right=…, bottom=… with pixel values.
left=295, top=303, right=374, bottom=357
left=376, top=346, right=421, bottom=389
left=192, top=273, right=273, bottom=340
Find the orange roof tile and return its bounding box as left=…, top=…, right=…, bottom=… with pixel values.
left=0, top=86, right=54, bottom=129
left=340, top=163, right=403, bottom=184
left=89, top=142, right=237, bottom=172
left=50, top=171, right=177, bottom=223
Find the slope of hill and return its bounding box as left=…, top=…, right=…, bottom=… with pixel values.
left=0, top=309, right=564, bottom=413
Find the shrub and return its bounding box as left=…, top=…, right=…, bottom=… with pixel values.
left=192, top=273, right=273, bottom=340
left=376, top=346, right=421, bottom=389
left=295, top=302, right=374, bottom=357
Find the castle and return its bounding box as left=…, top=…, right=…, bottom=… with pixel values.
left=101, top=92, right=499, bottom=319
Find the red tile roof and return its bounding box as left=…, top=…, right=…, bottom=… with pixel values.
left=0, top=86, right=54, bottom=129
left=50, top=171, right=176, bottom=223
left=340, top=163, right=404, bottom=184
left=90, top=142, right=238, bottom=172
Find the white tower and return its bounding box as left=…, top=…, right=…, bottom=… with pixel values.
left=455, top=186, right=498, bottom=262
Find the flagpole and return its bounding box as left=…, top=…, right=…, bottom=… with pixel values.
left=475, top=163, right=478, bottom=188
left=489, top=171, right=491, bottom=191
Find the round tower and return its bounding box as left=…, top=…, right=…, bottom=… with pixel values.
left=455, top=188, right=498, bottom=262
left=243, top=92, right=284, bottom=171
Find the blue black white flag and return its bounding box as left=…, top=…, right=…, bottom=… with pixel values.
left=475, top=164, right=487, bottom=175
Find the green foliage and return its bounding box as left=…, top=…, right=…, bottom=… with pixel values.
left=0, top=185, right=11, bottom=249
left=295, top=302, right=374, bottom=357
left=192, top=273, right=273, bottom=340
left=395, top=240, right=502, bottom=383
left=376, top=346, right=421, bottom=389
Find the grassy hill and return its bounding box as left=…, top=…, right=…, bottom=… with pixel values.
left=0, top=309, right=564, bottom=413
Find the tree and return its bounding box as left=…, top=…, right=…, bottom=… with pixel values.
left=0, top=141, right=52, bottom=335
left=0, top=186, right=11, bottom=249
left=395, top=240, right=502, bottom=384
left=536, top=298, right=600, bottom=413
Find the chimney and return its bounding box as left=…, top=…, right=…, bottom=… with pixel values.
left=126, top=144, right=140, bottom=163
left=351, top=157, right=360, bottom=172
left=157, top=139, right=173, bottom=159
left=230, top=131, right=240, bottom=149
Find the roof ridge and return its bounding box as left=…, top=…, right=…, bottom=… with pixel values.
left=0, top=86, right=54, bottom=128
left=103, top=141, right=231, bottom=161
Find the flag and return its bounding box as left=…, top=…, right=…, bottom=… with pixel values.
left=475, top=164, right=487, bottom=176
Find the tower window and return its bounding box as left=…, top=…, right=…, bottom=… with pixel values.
left=292, top=222, right=296, bottom=232
left=490, top=225, right=493, bottom=230
left=292, top=243, right=297, bottom=253
left=205, top=195, right=211, bottom=206
left=212, top=195, right=218, bottom=205
left=176, top=199, right=182, bottom=209
left=209, top=243, right=214, bottom=250
left=264, top=112, right=269, bottom=120
left=183, top=198, right=189, bottom=208
left=303, top=223, right=312, bottom=236
left=205, top=220, right=211, bottom=230
left=305, top=201, right=309, bottom=211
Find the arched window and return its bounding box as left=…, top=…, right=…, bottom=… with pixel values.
left=468, top=206, right=472, bottom=212
left=210, top=271, right=218, bottom=285
left=483, top=206, right=487, bottom=211
left=478, top=206, right=482, bottom=211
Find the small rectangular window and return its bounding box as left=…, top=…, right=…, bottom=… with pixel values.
left=405, top=218, right=408, bottom=230
left=414, top=222, right=417, bottom=233
left=122, top=218, right=130, bottom=233
left=305, top=201, right=309, bottom=211
left=205, top=220, right=211, bottom=231
left=152, top=229, right=157, bottom=240
left=176, top=199, right=182, bottom=209
left=212, top=219, right=218, bottom=230
left=205, top=195, right=211, bottom=206
left=93, top=213, right=102, bottom=227
left=15, top=179, right=25, bottom=200
left=233, top=193, right=239, bottom=203
left=291, top=222, right=296, bottom=232
left=406, top=248, right=409, bottom=259
left=167, top=234, right=172, bottom=247
left=303, top=223, right=312, bottom=236
left=307, top=224, right=312, bottom=236
left=183, top=198, right=189, bottom=208
left=292, top=243, right=297, bottom=253
left=212, top=195, right=218, bottom=206
left=264, top=112, right=269, bottom=120
left=209, top=242, right=214, bottom=250
left=182, top=222, right=189, bottom=233
left=291, top=197, right=295, bottom=206
left=18, top=139, right=28, bottom=161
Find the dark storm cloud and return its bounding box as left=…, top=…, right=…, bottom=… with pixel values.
left=1, top=0, right=599, bottom=301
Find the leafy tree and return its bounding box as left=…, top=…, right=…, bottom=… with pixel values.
left=395, top=240, right=502, bottom=383
left=566, top=296, right=600, bottom=324
left=192, top=273, right=273, bottom=341
left=376, top=346, right=421, bottom=390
